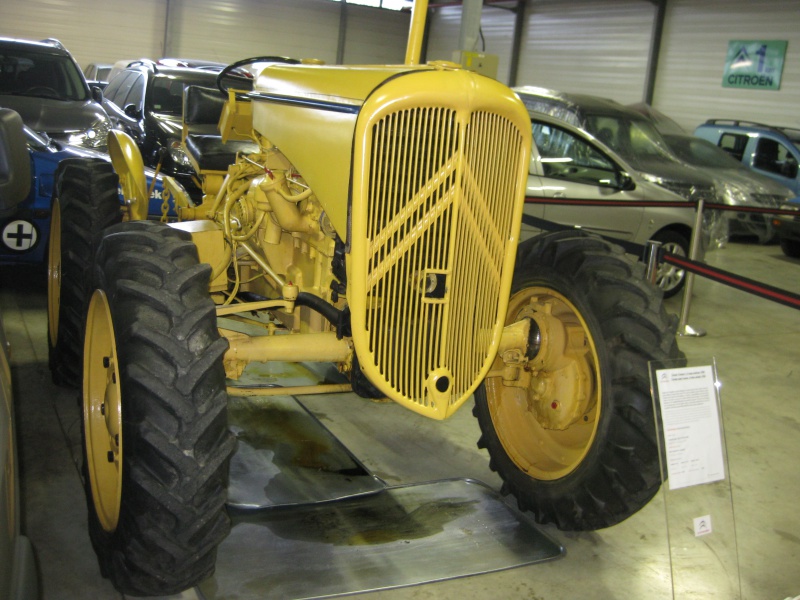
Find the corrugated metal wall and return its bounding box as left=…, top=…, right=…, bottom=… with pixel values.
left=428, top=1, right=654, bottom=100
left=426, top=0, right=800, bottom=131
left=2, top=0, right=167, bottom=68
left=517, top=0, right=655, bottom=103
left=2, top=0, right=798, bottom=132
left=342, top=4, right=409, bottom=64
left=427, top=5, right=516, bottom=84
left=165, top=0, right=343, bottom=64
left=0, top=0, right=409, bottom=70
left=653, top=0, right=800, bottom=131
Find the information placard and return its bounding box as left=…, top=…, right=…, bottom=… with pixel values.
left=649, top=358, right=742, bottom=599
left=655, top=365, right=725, bottom=490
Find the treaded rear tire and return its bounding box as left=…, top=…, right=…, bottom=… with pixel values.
left=85, top=220, right=235, bottom=595
left=48, top=158, right=121, bottom=387
left=474, top=230, right=683, bottom=531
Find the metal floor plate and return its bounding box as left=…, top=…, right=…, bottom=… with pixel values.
left=200, top=478, right=563, bottom=600
left=227, top=395, right=386, bottom=508
left=162, top=356, right=564, bottom=599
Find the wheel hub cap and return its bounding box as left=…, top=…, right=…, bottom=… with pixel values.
left=488, top=287, right=602, bottom=480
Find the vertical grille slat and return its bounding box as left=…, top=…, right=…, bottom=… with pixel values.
left=359, top=102, right=526, bottom=416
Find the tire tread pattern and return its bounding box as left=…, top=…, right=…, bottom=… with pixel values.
left=87, top=220, right=235, bottom=596
left=474, top=230, right=684, bottom=531
left=49, top=158, right=121, bottom=387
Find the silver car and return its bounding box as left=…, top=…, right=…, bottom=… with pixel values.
left=524, top=113, right=703, bottom=297
left=514, top=87, right=718, bottom=206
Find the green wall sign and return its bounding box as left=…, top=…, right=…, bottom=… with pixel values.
left=723, top=40, right=787, bottom=90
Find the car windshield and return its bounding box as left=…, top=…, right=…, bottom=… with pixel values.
left=0, top=48, right=88, bottom=101
left=663, top=135, right=746, bottom=169
left=584, top=114, right=676, bottom=170
left=148, top=73, right=219, bottom=116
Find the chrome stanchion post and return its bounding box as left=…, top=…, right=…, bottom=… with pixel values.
left=678, top=199, right=707, bottom=337
left=644, top=239, right=662, bottom=286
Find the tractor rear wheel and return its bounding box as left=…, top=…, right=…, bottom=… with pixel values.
left=474, top=230, right=683, bottom=531
left=48, top=158, right=121, bottom=387
left=83, top=220, right=234, bottom=595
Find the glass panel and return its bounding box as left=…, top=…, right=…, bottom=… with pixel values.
left=0, top=49, right=88, bottom=101
left=533, top=121, right=617, bottom=186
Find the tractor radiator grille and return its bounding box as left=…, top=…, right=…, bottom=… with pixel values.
left=360, top=106, right=525, bottom=418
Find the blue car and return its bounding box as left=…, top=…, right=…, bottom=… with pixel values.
left=694, top=119, right=800, bottom=196
left=1, top=111, right=177, bottom=267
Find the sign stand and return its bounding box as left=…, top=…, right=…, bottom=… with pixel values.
left=649, top=358, right=742, bottom=599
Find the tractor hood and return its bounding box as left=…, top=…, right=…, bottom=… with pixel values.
left=249, top=62, right=530, bottom=241
left=250, top=63, right=435, bottom=237
left=250, top=65, right=430, bottom=239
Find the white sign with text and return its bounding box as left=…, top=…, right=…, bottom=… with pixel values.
left=656, top=365, right=725, bottom=490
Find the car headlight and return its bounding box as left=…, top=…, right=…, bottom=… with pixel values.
left=68, top=118, right=112, bottom=150
left=717, top=180, right=750, bottom=206
left=169, top=141, right=193, bottom=169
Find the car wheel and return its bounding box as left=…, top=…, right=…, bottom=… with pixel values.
left=651, top=230, right=690, bottom=298
left=780, top=237, right=800, bottom=258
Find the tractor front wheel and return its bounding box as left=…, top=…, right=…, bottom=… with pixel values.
left=83, top=220, right=235, bottom=595
left=474, top=230, right=683, bottom=530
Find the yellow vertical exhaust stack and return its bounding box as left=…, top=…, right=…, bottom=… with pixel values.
left=405, top=0, right=429, bottom=65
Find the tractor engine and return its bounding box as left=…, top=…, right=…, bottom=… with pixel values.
left=190, top=61, right=532, bottom=420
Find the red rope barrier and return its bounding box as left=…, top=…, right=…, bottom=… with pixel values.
left=521, top=196, right=800, bottom=311
left=524, top=196, right=799, bottom=216
left=663, top=253, right=800, bottom=310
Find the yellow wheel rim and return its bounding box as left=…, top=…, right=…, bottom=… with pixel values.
left=83, top=290, right=123, bottom=532
left=487, top=286, right=602, bottom=481
left=47, top=198, right=62, bottom=348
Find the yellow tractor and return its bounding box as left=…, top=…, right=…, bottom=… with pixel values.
left=46, top=1, right=681, bottom=595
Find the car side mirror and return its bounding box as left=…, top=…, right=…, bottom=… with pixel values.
left=91, top=85, right=104, bottom=103
left=617, top=171, right=636, bottom=191
left=123, top=104, right=141, bottom=119
left=0, top=108, right=32, bottom=217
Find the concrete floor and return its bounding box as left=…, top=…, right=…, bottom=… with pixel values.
left=1, top=239, right=799, bottom=600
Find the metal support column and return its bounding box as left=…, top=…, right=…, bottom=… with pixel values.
left=337, top=0, right=349, bottom=65
left=508, top=0, right=526, bottom=87
left=643, top=0, right=667, bottom=104
left=678, top=199, right=707, bottom=337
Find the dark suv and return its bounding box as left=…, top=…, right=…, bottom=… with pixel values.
left=0, top=37, right=111, bottom=151
left=101, top=60, right=248, bottom=199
